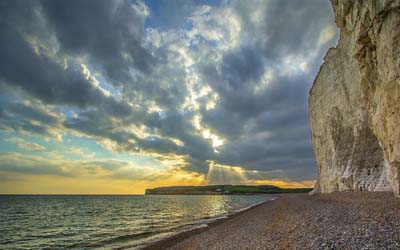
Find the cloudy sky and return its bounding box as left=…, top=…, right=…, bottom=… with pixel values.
left=0, top=0, right=338, bottom=194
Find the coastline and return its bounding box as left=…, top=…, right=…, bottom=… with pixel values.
left=142, top=192, right=400, bottom=250
left=141, top=196, right=277, bottom=250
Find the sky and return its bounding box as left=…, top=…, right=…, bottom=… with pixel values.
left=0, top=0, right=338, bottom=194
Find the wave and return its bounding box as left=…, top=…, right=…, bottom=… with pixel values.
left=233, top=197, right=276, bottom=214
left=65, top=231, right=157, bottom=249
left=139, top=197, right=277, bottom=249
left=33, top=195, right=277, bottom=250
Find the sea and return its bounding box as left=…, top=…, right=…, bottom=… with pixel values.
left=0, top=195, right=275, bottom=250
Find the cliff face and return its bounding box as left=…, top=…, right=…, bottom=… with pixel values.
left=309, top=0, right=400, bottom=195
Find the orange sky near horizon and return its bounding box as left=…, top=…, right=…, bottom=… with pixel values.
left=0, top=173, right=315, bottom=194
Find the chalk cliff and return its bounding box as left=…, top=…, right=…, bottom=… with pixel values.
left=309, top=0, right=400, bottom=195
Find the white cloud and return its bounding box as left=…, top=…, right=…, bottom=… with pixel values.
left=5, top=137, right=46, bottom=152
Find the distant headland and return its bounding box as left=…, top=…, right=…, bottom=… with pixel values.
left=145, top=185, right=312, bottom=195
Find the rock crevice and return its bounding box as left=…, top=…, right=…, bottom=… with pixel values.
left=309, top=0, right=400, bottom=195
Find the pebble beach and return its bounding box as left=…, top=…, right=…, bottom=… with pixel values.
left=144, top=192, right=400, bottom=250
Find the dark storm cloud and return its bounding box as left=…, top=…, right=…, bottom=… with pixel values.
left=201, top=71, right=313, bottom=140
left=147, top=112, right=214, bottom=159
left=259, top=0, right=334, bottom=58
left=0, top=1, right=134, bottom=117
left=195, top=0, right=338, bottom=178
left=0, top=0, right=338, bottom=182
left=0, top=0, right=196, bottom=155
left=63, top=109, right=185, bottom=155
left=41, top=0, right=154, bottom=82
left=216, top=128, right=315, bottom=171
left=220, top=46, right=265, bottom=90
left=41, top=0, right=188, bottom=111
left=0, top=100, right=58, bottom=126
left=0, top=87, right=62, bottom=137
left=0, top=30, right=99, bottom=106
left=63, top=109, right=215, bottom=166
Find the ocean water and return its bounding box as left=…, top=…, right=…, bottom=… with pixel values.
left=0, top=195, right=274, bottom=250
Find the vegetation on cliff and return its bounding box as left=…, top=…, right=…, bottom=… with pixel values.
left=145, top=185, right=312, bottom=195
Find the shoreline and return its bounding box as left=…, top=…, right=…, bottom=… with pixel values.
left=142, top=192, right=400, bottom=250
left=141, top=196, right=278, bottom=250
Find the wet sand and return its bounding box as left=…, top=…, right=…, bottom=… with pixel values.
left=143, top=192, right=400, bottom=250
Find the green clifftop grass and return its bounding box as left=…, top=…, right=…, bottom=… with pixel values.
left=145, top=185, right=312, bottom=195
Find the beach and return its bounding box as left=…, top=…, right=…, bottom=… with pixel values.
left=144, top=192, right=400, bottom=250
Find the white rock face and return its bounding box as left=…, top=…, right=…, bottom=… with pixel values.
left=309, top=0, right=400, bottom=195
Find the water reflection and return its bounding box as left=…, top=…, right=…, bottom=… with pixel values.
left=0, top=195, right=273, bottom=250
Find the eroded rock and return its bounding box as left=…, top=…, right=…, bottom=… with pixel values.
left=309, top=0, right=400, bottom=195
